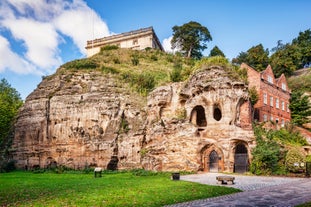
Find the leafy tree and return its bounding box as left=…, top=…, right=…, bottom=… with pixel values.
left=209, top=46, right=225, bottom=57
left=171, top=21, right=212, bottom=59
left=232, top=44, right=269, bottom=71
left=270, top=29, right=311, bottom=76
left=270, top=43, right=302, bottom=77
left=292, top=29, right=311, bottom=68
left=0, top=79, right=23, bottom=147
left=289, top=91, right=311, bottom=126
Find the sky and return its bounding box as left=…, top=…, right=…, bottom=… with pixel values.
left=0, top=0, right=310, bottom=100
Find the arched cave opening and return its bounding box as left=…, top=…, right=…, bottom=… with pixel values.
left=190, top=105, right=207, bottom=127
left=234, top=143, right=249, bottom=173
left=213, top=106, right=222, bottom=121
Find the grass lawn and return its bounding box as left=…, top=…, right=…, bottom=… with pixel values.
left=0, top=170, right=241, bottom=206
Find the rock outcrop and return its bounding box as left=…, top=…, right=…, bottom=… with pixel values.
left=12, top=70, right=146, bottom=170
left=12, top=64, right=255, bottom=172
left=144, top=66, right=255, bottom=172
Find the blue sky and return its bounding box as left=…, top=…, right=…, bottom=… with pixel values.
left=0, top=0, right=310, bottom=100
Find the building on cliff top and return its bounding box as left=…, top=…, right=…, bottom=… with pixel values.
left=242, top=63, right=291, bottom=126
left=85, top=26, right=164, bottom=57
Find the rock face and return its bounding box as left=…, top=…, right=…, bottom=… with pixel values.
left=12, top=65, right=255, bottom=173
left=12, top=70, right=146, bottom=170
left=143, top=66, right=255, bottom=172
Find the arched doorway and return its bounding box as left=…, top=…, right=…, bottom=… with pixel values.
left=190, top=105, right=207, bottom=127
left=209, top=150, right=219, bottom=172
left=234, top=143, right=248, bottom=173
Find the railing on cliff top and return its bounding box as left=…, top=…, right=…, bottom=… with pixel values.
left=87, top=27, right=153, bottom=45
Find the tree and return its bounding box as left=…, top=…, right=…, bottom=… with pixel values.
left=171, top=21, right=212, bottom=59
left=209, top=46, right=225, bottom=57
left=0, top=79, right=23, bottom=146
left=289, top=91, right=311, bottom=126
left=292, top=29, right=311, bottom=68
left=270, top=29, right=311, bottom=76
left=232, top=44, right=269, bottom=71
left=270, top=43, right=301, bottom=77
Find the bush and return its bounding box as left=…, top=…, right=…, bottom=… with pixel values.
left=131, top=54, right=139, bottom=66
left=285, top=147, right=305, bottom=173
left=64, top=59, right=98, bottom=70
left=0, top=159, right=16, bottom=173
left=100, top=45, right=119, bottom=51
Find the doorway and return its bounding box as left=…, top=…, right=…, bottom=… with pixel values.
left=234, top=143, right=248, bottom=173
left=209, top=150, right=219, bottom=172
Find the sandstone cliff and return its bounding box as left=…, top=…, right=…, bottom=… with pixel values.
left=11, top=50, right=255, bottom=172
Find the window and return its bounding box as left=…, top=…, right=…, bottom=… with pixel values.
left=263, top=93, right=267, bottom=105
left=132, top=39, right=138, bottom=45
left=263, top=114, right=267, bottom=122
left=268, top=75, right=273, bottom=84
left=281, top=101, right=285, bottom=111
left=281, top=119, right=285, bottom=127
left=270, top=96, right=273, bottom=107
left=287, top=103, right=290, bottom=112
left=275, top=118, right=279, bottom=124
left=276, top=98, right=279, bottom=109
left=282, top=83, right=286, bottom=91
left=270, top=116, right=273, bottom=121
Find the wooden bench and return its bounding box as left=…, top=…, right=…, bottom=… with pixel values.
left=216, top=175, right=235, bottom=185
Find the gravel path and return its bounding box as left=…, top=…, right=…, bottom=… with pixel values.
left=165, top=173, right=311, bottom=207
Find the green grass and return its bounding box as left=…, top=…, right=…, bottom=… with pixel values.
left=0, top=171, right=240, bottom=206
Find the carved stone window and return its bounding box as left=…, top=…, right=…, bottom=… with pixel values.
left=213, top=105, right=222, bottom=121
left=190, top=105, right=207, bottom=127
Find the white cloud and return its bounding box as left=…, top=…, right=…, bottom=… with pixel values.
left=0, top=35, right=38, bottom=74
left=162, top=36, right=180, bottom=54
left=0, top=0, right=110, bottom=75
left=2, top=17, right=61, bottom=69
left=53, top=3, right=110, bottom=54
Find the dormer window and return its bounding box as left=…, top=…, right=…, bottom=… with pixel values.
left=268, top=75, right=273, bottom=84
left=282, top=83, right=286, bottom=91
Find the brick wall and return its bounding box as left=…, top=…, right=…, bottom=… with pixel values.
left=242, top=63, right=291, bottom=125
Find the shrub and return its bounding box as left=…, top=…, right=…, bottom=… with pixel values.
left=285, top=147, right=305, bottom=173
left=0, top=159, right=16, bottom=172
left=64, top=59, right=98, bottom=70
left=150, top=54, right=158, bottom=61
left=131, top=54, right=139, bottom=66
left=100, top=45, right=119, bottom=51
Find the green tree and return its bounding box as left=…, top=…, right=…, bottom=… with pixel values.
left=171, top=21, right=212, bottom=59
left=292, top=29, right=311, bottom=68
left=289, top=91, right=311, bottom=126
left=270, top=43, right=301, bottom=77
left=0, top=79, right=23, bottom=146
left=209, top=46, right=225, bottom=57
left=232, top=44, right=269, bottom=71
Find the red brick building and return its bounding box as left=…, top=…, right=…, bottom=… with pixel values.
left=242, top=63, right=291, bottom=126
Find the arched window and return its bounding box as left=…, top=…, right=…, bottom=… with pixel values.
left=190, top=105, right=207, bottom=127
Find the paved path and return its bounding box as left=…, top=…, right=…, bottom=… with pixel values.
left=165, top=173, right=311, bottom=207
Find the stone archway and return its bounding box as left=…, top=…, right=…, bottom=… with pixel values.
left=202, top=145, right=224, bottom=172
left=234, top=143, right=249, bottom=173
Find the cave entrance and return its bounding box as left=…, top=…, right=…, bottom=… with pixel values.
left=213, top=105, right=222, bottom=121
left=209, top=150, right=219, bottom=172
left=190, top=105, right=207, bottom=127
left=234, top=143, right=248, bottom=173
